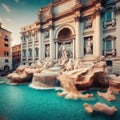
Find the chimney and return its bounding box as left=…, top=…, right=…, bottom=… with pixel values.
left=0, top=23, right=2, bottom=28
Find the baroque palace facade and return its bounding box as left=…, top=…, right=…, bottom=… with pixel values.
left=12, top=44, right=21, bottom=70
left=21, top=0, right=120, bottom=72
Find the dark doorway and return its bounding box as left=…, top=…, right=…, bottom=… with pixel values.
left=4, top=65, right=9, bottom=71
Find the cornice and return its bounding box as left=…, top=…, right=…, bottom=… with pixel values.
left=53, top=0, right=71, bottom=6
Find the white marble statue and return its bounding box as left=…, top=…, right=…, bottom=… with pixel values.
left=85, top=38, right=93, bottom=54
left=59, top=43, right=68, bottom=59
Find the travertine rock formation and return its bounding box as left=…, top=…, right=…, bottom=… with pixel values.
left=97, top=87, right=116, bottom=101
left=57, top=60, right=106, bottom=99
left=108, top=74, right=120, bottom=93
left=7, top=66, right=41, bottom=84
left=84, top=102, right=117, bottom=115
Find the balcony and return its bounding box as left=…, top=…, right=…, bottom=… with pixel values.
left=103, top=19, right=116, bottom=28
left=28, top=57, right=33, bottom=61
left=103, top=49, right=116, bottom=56
left=28, top=44, right=32, bottom=48
left=22, top=59, right=26, bottom=61
left=29, top=38, right=32, bottom=42
left=22, top=42, right=26, bottom=46
left=35, top=57, right=39, bottom=61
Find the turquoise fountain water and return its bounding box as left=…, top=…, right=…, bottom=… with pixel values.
left=0, top=79, right=120, bottom=120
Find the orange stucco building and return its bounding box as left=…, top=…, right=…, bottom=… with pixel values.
left=0, top=23, right=12, bottom=71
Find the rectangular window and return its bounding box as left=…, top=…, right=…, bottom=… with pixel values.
left=4, top=35, right=8, bottom=41
left=23, top=36, right=26, bottom=42
left=29, top=49, right=32, bottom=57
left=106, top=61, right=112, bottom=66
left=5, top=59, right=9, bottom=63
left=4, top=51, right=9, bottom=56
left=106, top=10, right=112, bottom=22
left=4, top=44, right=9, bottom=47
left=106, top=40, right=112, bottom=50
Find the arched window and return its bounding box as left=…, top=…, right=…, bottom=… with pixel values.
left=35, top=48, right=39, bottom=57
left=23, top=49, right=26, bottom=57
left=103, top=35, right=116, bottom=56
left=22, top=35, right=26, bottom=42
left=29, top=49, right=32, bottom=57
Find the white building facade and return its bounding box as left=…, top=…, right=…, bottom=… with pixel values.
left=21, top=0, right=120, bottom=72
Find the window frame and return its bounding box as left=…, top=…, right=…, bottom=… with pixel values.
left=103, top=7, right=116, bottom=28
left=103, top=35, right=116, bottom=56
left=29, top=49, right=32, bottom=57
left=5, top=59, right=9, bottom=63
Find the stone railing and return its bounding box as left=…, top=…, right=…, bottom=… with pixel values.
left=103, top=19, right=116, bottom=28
left=103, top=49, right=116, bottom=56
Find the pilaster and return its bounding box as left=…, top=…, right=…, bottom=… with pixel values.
left=21, top=36, right=23, bottom=65
left=49, top=25, right=55, bottom=60
left=93, top=8, right=101, bottom=57
left=32, top=33, right=35, bottom=63
left=75, top=16, right=81, bottom=58
left=55, top=42, right=58, bottom=60
left=39, top=28, right=44, bottom=60
left=26, top=34, right=29, bottom=65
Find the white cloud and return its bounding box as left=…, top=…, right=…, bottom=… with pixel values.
left=2, top=3, right=11, bottom=13
left=6, top=18, right=13, bottom=22
left=0, top=18, right=3, bottom=21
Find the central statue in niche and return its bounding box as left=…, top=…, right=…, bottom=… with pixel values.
left=58, top=42, right=72, bottom=59
left=59, top=43, right=68, bottom=59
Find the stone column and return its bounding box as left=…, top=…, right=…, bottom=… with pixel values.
left=39, top=29, right=43, bottom=60
left=21, top=36, right=23, bottom=65
left=56, top=42, right=58, bottom=59
left=80, top=22, right=84, bottom=58
left=72, top=39, right=75, bottom=59
left=94, top=10, right=101, bottom=56
left=38, top=31, right=41, bottom=60
left=26, top=34, right=29, bottom=65
left=75, top=16, right=81, bottom=58
left=50, top=25, right=55, bottom=60
left=32, top=33, right=35, bottom=63
left=116, top=7, right=120, bottom=56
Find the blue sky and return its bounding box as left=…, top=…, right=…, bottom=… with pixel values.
left=0, top=0, right=53, bottom=46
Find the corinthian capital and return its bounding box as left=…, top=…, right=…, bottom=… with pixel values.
left=114, top=6, right=120, bottom=14
left=75, top=16, right=80, bottom=22
left=94, top=7, right=102, bottom=15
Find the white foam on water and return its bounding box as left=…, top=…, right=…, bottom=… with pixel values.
left=29, top=83, right=63, bottom=91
